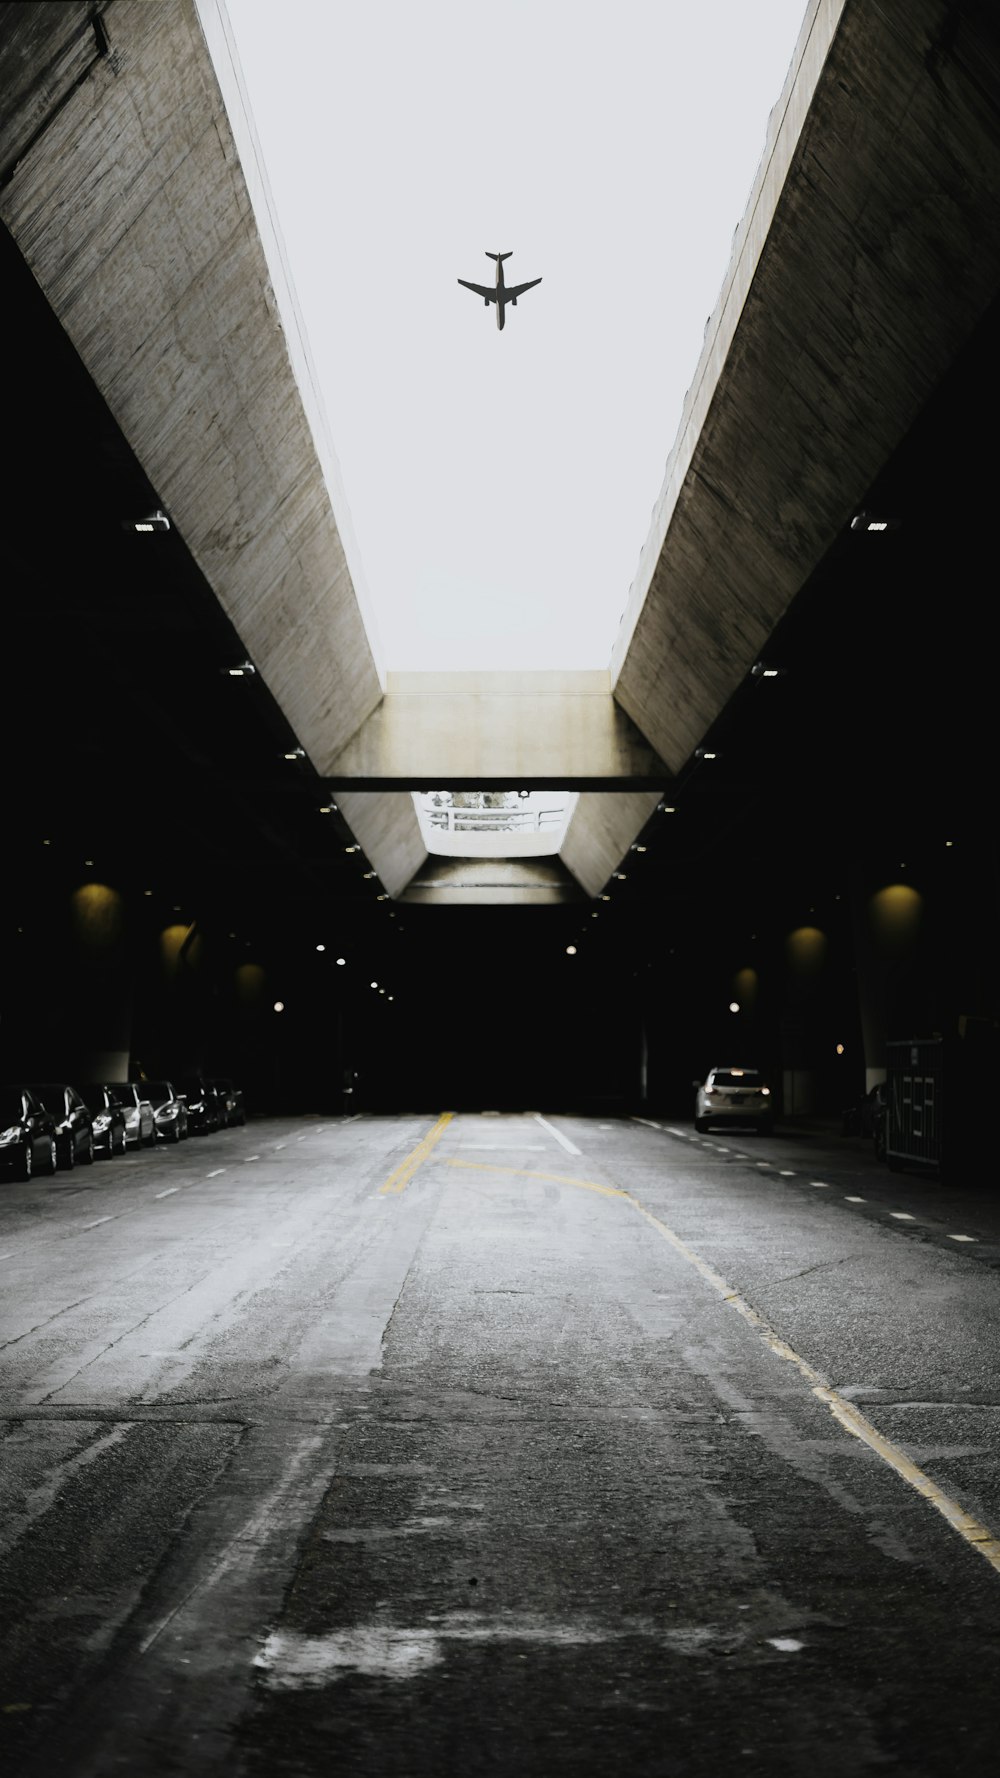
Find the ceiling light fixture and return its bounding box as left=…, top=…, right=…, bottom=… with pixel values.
left=224, top=661, right=256, bottom=677
left=695, top=748, right=717, bottom=761
left=850, top=510, right=899, bottom=532
left=123, top=508, right=170, bottom=532
left=282, top=747, right=305, bottom=761
left=751, top=662, right=786, bottom=679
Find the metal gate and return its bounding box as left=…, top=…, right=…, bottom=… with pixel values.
left=886, top=1038, right=943, bottom=1171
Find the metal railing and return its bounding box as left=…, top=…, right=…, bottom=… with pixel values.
left=425, top=806, right=566, bottom=833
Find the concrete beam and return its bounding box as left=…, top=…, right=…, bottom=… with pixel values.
left=1, top=0, right=383, bottom=772
left=612, top=0, right=1000, bottom=773
left=325, top=672, right=670, bottom=787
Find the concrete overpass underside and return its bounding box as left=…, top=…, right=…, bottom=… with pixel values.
left=2, top=0, right=999, bottom=904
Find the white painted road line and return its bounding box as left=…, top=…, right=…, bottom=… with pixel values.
left=779, top=1169, right=796, bottom=1176
left=845, top=1196, right=865, bottom=1203
left=155, top=1187, right=179, bottom=1199
left=891, top=1212, right=916, bottom=1221
left=274, top=1143, right=287, bottom=1150
left=533, top=1113, right=581, bottom=1156
left=246, top=1155, right=260, bottom=1162
left=0, top=1252, right=14, bottom=1261
left=82, top=1216, right=114, bottom=1229
left=949, top=1233, right=978, bottom=1242
left=207, top=1168, right=226, bottom=1178
left=811, top=1181, right=830, bottom=1188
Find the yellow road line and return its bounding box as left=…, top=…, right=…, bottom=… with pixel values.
left=446, top=1158, right=1000, bottom=1576
left=379, top=1112, right=454, bottom=1195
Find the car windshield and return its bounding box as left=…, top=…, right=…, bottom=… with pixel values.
left=712, top=1070, right=764, bottom=1088
left=142, top=1082, right=171, bottom=1104
left=29, top=1084, right=64, bottom=1112
left=78, top=1086, right=109, bottom=1112
left=110, top=1085, right=136, bottom=1105
left=0, top=1089, right=25, bottom=1123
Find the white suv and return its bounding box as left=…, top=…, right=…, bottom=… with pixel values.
left=694, top=1066, right=773, bottom=1135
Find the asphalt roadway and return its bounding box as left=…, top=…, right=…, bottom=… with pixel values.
left=2, top=1110, right=999, bottom=1777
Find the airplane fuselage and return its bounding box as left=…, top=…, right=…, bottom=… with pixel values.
left=494, top=256, right=506, bottom=330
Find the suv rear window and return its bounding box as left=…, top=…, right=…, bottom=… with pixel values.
left=712, top=1070, right=763, bottom=1088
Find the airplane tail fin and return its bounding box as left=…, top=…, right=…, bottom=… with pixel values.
left=485, top=251, right=513, bottom=262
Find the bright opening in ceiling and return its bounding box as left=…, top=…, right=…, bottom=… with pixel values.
left=218, top=0, right=808, bottom=673
left=414, top=791, right=577, bottom=857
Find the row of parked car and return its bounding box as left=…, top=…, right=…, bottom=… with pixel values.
left=0, top=1076, right=246, bottom=1180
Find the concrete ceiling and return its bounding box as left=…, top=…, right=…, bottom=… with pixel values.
left=2, top=0, right=999, bottom=906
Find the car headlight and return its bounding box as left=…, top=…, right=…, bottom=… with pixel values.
left=93, top=1114, right=110, bottom=1132
left=0, top=1126, right=21, bottom=1145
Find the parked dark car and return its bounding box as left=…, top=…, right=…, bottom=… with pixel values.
left=108, top=1082, right=156, bottom=1149
left=141, top=1079, right=189, bottom=1142
left=0, top=1085, right=58, bottom=1179
left=175, top=1075, right=223, bottom=1134
left=78, top=1084, right=128, bottom=1157
left=209, top=1077, right=246, bottom=1127
left=27, top=1083, right=95, bottom=1169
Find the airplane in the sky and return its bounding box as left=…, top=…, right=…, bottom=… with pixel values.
left=457, top=251, right=542, bottom=330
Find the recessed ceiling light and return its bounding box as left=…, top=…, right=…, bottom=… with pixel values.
left=316, top=944, right=325, bottom=952
left=123, top=508, right=170, bottom=532
left=336, top=957, right=346, bottom=965
left=566, top=945, right=577, bottom=955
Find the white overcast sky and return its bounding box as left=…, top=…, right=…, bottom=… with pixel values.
left=224, top=0, right=807, bottom=672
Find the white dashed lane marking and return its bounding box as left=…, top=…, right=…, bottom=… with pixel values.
left=890, top=1212, right=916, bottom=1221
left=207, top=1168, right=226, bottom=1178
left=82, top=1216, right=115, bottom=1229
left=155, top=1188, right=179, bottom=1200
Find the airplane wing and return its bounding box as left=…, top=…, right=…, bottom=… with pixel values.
left=506, top=278, right=542, bottom=298
left=457, top=279, right=497, bottom=301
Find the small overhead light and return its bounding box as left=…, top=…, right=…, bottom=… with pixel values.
left=945, top=840, right=954, bottom=848
left=613, top=872, right=627, bottom=881
left=379, top=988, right=386, bottom=995
left=695, top=748, right=717, bottom=761
left=282, top=747, right=306, bottom=761
left=363, top=871, right=377, bottom=880
left=273, top=1001, right=285, bottom=1013
left=388, top=996, right=394, bottom=1002
left=123, top=508, right=170, bottom=532
left=84, top=859, right=94, bottom=867
left=336, top=956, right=346, bottom=966
left=751, top=662, right=785, bottom=679
left=370, top=981, right=378, bottom=989
left=144, top=889, right=153, bottom=897
left=591, top=912, right=599, bottom=919
left=657, top=804, right=676, bottom=814
left=377, top=894, right=389, bottom=901
left=850, top=510, right=899, bottom=532
left=42, top=839, right=51, bottom=846
left=224, top=662, right=256, bottom=677
left=566, top=945, right=577, bottom=955
left=316, top=944, right=325, bottom=952
left=630, top=844, right=647, bottom=853
left=836, top=1043, right=845, bottom=1055
left=345, top=845, right=360, bottom=853
left=318, top=806, right=333, bottom=815
left=729, top=1002, right=740, bottom=1013
left=600, top=894, right=611, bottom=902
